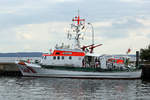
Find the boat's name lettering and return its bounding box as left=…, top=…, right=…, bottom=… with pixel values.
left=63, top=52, right=72, bottom=54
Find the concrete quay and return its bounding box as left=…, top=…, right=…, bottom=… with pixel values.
left=141, top=64, right=150, bottom=79
left=0, top=63, right=21, bottom=76
left=0, top=57, right=41, bottom=76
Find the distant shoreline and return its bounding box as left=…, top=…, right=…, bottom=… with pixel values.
left=0, top=52, right=43, bottom=57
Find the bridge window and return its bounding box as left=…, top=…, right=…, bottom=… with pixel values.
left=53, top=56, right=56, bottom=60
left=56, top=52, right=60, bottom=55
left=69, top=56, right=72, bottom=60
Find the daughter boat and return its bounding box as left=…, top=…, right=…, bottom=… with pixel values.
left=16, top=14, right=141, bottom=79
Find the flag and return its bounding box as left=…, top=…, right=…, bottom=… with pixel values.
left=126, top=48, right=131, bottom=54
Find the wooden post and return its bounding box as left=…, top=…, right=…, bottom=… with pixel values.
left=136, top=51, right=139, bottom=68
left=141, top=64, right=150, bottom=79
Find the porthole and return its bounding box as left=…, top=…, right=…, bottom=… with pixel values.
left=53, top=56, right=56, bottom=60
left=69, top=56, right=72, bottom=60
left=57, top=56, right=60, bottom=60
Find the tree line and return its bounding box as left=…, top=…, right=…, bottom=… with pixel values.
left=140, top=45, right=150, bottom=61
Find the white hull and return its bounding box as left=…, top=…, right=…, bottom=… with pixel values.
left=16, top=62, right=142, bottom=79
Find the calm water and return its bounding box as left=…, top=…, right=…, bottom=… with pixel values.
left=0, top=77, right=150, bottom=100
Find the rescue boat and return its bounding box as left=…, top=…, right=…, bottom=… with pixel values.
left=16, top=13, right=141, bottom=79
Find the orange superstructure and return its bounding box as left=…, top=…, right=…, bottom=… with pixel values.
left=42, top=50, right=85, bottom=57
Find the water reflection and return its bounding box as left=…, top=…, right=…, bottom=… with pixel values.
left=0, top=77, right=150, bottom=100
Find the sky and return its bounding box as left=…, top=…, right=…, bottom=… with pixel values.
left=0, top=0, right=150, bottom=54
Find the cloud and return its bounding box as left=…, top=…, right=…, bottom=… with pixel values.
left=128, top=17, right=150, bottom=37
left=16, top=32, right=32, bottom=40
left=136, top=18, right=150, bottom=26
left=91, top=17, right=143, bottom=39
left=7, top=21, right=70, bottom=52
left=93, top=21, right=112, bottom=27
left=0, top=21, right=71, bottom=52
left=100, top=29, right=129, bottom=39
left=147, top=33, right=150, bottom=38
left=120, top=0, right=145, bottom=3
left=0, top=0, right=150, bottom=54
left=113, top=17, right=143, bottom=29
left=129, top=27, right=150, bottom=38
left=0, top=0, right=84, bottom=32
left=53, top=0, right=80, bottom=3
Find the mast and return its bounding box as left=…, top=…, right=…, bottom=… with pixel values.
left=68, top=12, right=102, bottom=53
left=71, top=12, right=85, bottom=48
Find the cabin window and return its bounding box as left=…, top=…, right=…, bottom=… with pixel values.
left=44, top=56, right=47, bottom=59
left=69, top=56, right=72, bottom=60
left=56, top=52, right=60, bottom=55
left=53, top=56, right=56, bottom=60
left=57, top=56, right=60, bottom=60
left=62, top=56, right=64, bottom=60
